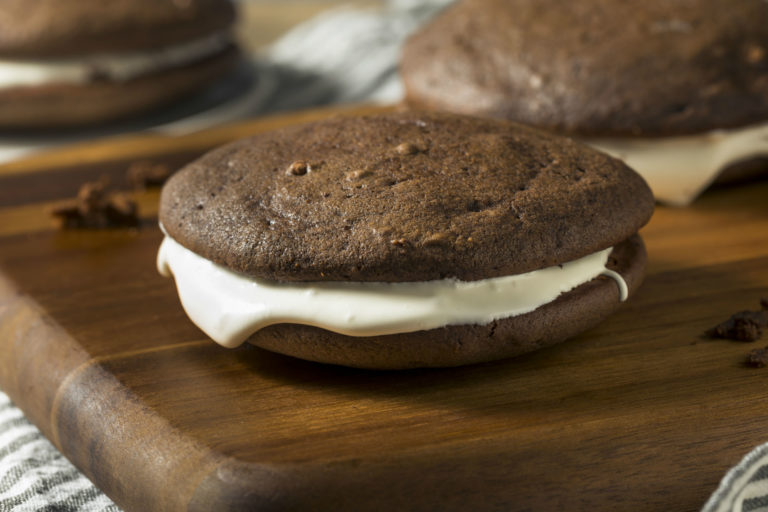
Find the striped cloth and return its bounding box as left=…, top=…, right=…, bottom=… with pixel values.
left=1, top=0, right=767, bottom=510
left=0, top=394, right=118, bottom=511
left=703, top=444, right=768, bottom=512
left=257, top=0, right=454, bottom=112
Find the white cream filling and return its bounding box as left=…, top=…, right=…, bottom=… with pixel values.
left=157, top=235, right=628, bottom=348
left=0, top=32, right=231, bottom=88
left=586, top=120, right=768, bottom=206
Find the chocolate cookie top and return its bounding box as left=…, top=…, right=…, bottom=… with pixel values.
left=0, top=0, right=235, bottom=58
left=160, top=112, right=654, bottom=282
left=402, top=0, right=768, bottom=137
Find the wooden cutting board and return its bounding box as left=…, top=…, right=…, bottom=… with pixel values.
left=1, top=106, right=768, bottom=512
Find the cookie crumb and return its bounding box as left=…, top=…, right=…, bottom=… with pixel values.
left=286, top=161, right=311, bottom=176
left=126, top=161, right=172, bottom=189
left=50, top=180, right=139, bottom=229
left=390, top=238, right=406, bottom=246
left=746, top=346, right=768, bottom=368
left=705, top=309, right=768, bottom=342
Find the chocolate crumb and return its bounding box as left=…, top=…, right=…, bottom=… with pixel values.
left=286, top=161, right=311, bottom=176
left=77, top=181, right=104, bottom=216
left=127, top=161, right=172, bottom=189
left=761, top=297, right=768, bottom=310
left=746, top=346, right=768, bottom=368
left=705, top=309, right=768, bottom=342
left=51, top=180, right=139, bottom=229
left=107, top=193, right=139, bottom=225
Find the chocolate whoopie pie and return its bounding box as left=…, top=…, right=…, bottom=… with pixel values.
left=158, top=112, right=654, bottom=369
left=401, top=0, right=768, bottom=204
left=0, top=0, right=238, bottom=128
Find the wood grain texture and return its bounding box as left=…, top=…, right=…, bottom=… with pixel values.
left=1, top=106, right=768, bottom=511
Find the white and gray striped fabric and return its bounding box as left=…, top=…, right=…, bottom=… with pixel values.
left=703, top=444, right=768, bottom=512
left=0, top=394, right=118, bottom=511
left=257, top=0, right=454, bottom=113
left=1, top=0, right=767, bottom=510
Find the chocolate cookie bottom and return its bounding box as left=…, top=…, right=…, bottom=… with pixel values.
left=0, top=45, right=239, bottom=129
left=246, top=235, right=647, bottom=369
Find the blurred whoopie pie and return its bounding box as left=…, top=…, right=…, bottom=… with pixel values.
left=0, top=0, right=239, bottom=128
left=401, top=0, right=768, bottom=204
left=157, top=112, right=654, bottom=369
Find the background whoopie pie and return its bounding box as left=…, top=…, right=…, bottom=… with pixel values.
left=158, top=112, right=654, bottom=369
left=0, top=0, right=239, bottom=128
left=401, top=0, right=768, bottom=204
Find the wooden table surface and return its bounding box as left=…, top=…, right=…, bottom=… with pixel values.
left=237, top=1, right=384, bottom=52
left=1, top=105, right=768, bottom=511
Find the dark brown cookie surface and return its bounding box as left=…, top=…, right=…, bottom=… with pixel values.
left=0, top=0, right=236, bottom=58
left=246, top=235, right=646, bottom=369
left=160, top=112, right=654, bottom=282
left=402, top=0, right=768, bottom=137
